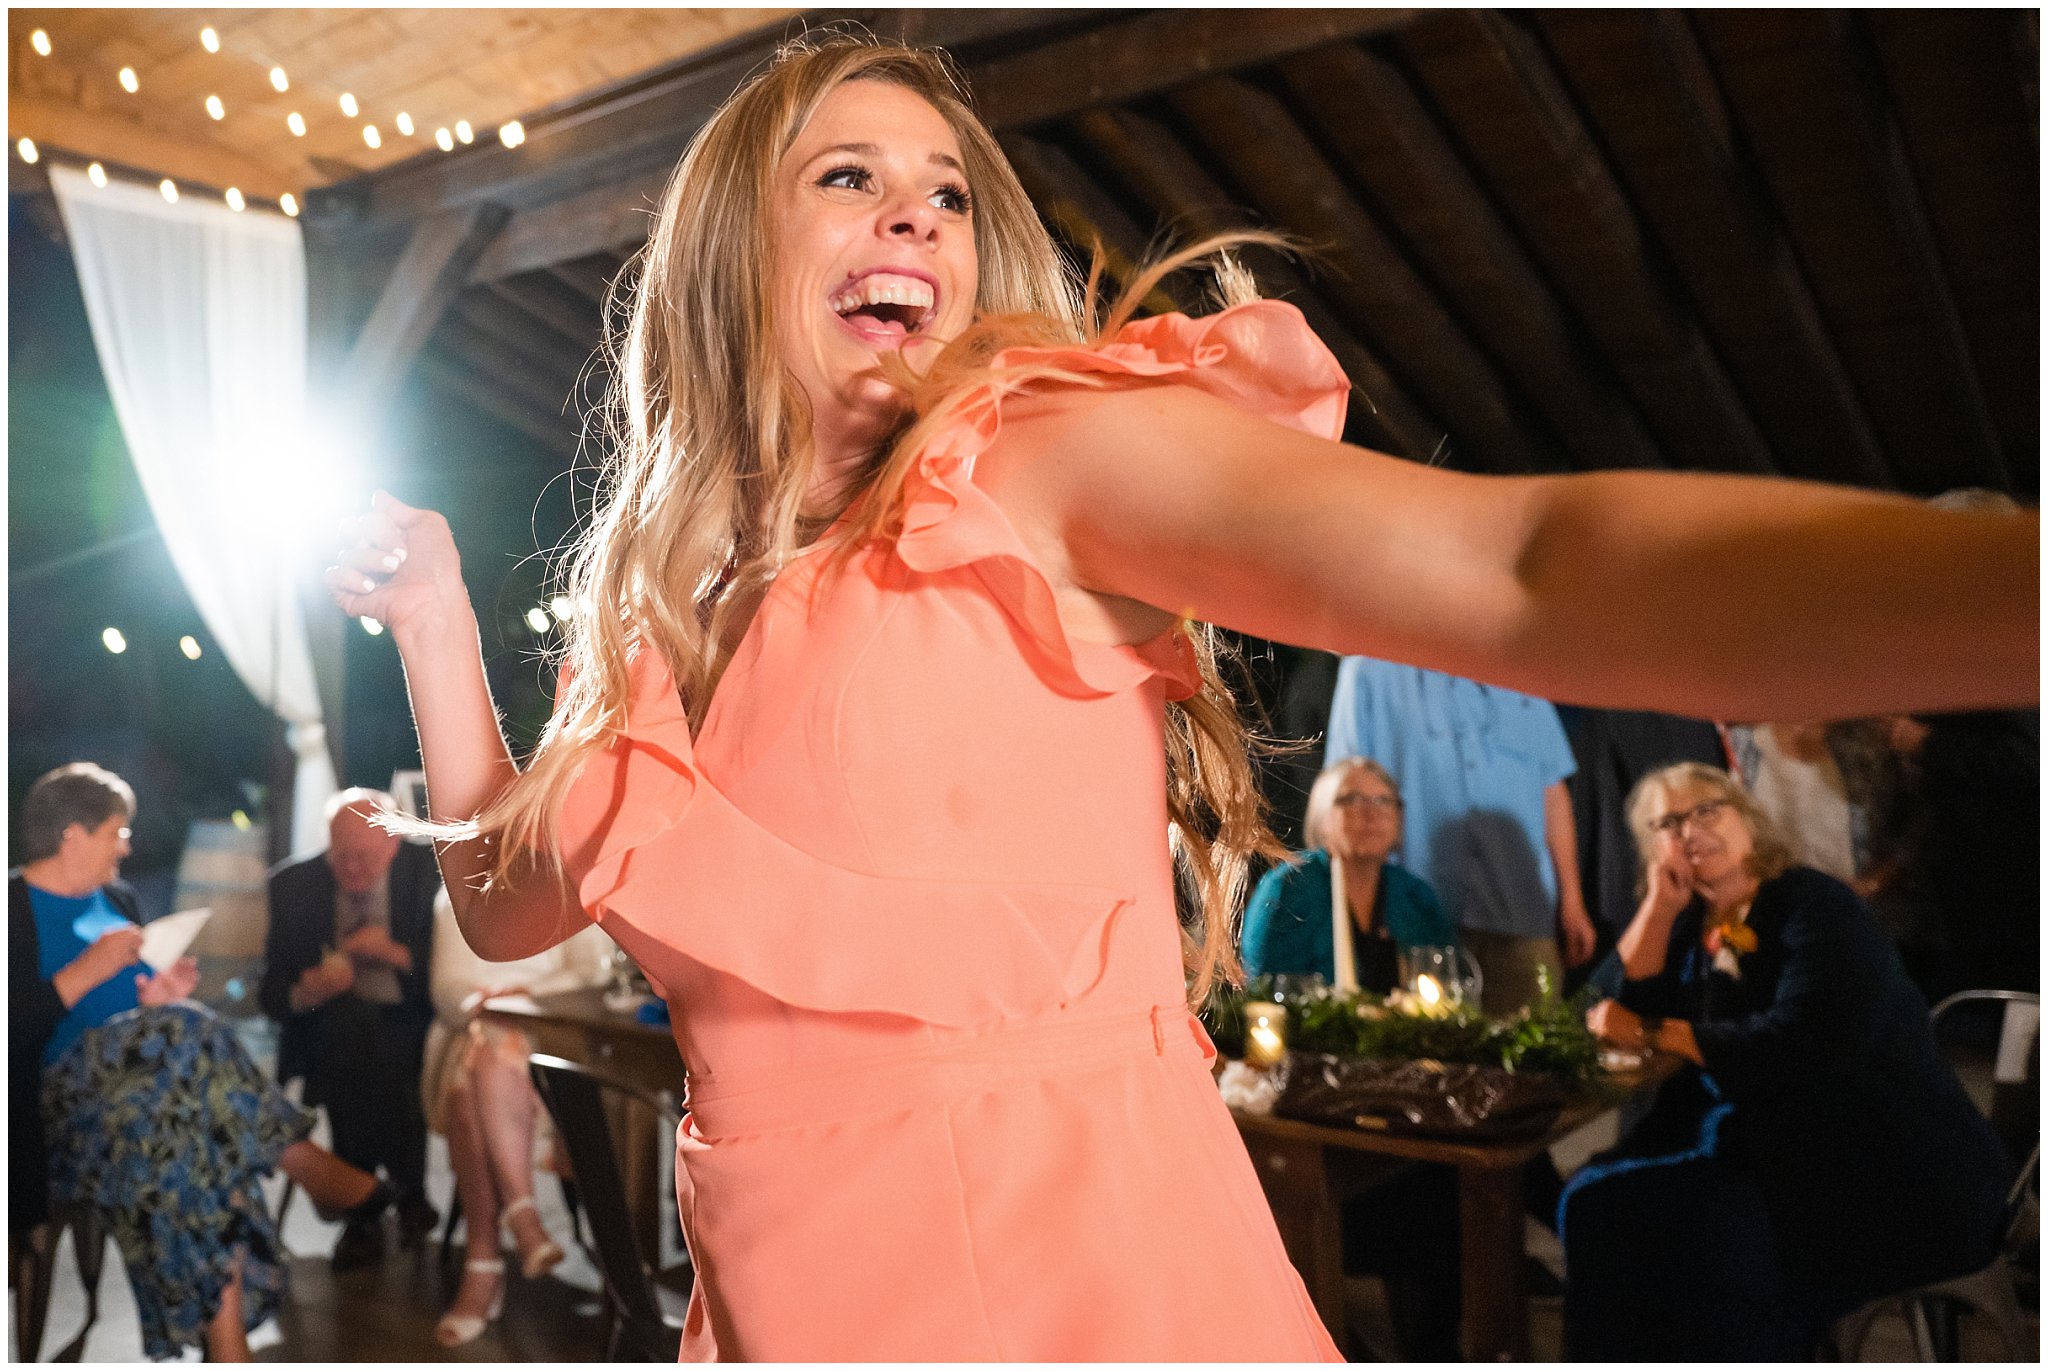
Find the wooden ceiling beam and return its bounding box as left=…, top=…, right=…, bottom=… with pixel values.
left=448, top=292, right=593, bottom=406
left=340, top=203, right=512, bottom=414
left=1540, top=12, right=1892, bottom=489
left=1830, top=11, right=2010, bottom=490
left=1281, top=43, right=1667, bottom=474
left=1400, top=11, right=1777, bottom=476
left=1069, top=106, right=1449, bottom=465
left=485, top=274, right=608, bottom=355
left=996, top=132, right=1187, bottom=318
left=1171, top=75, right=1555, bottom=475
left=971, top=9, right=1425, bottom=129
left=433, top=315, right=589, bottom=438
left=415, top=352, right=579, bottom=463
left=7, top=94, right=295, bottom=202
left=546, top=256, right=627, bottom=309
left=468, top=165, right=669, bottom=284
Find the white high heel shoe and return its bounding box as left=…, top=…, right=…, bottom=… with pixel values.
left=500, top=1195, right=565, bottom=1279
left=435, top=1257, right=506, bottom=1348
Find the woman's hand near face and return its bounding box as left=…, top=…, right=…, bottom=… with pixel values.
left=1614, top=840, right=1695, bottom=982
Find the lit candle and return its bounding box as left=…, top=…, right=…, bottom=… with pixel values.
left=1243, top=1001, right=1290, bottom=1070
left=1414, top=973, right=1443, bottom=1017
left=1330, top=858, right=1358, bottom=994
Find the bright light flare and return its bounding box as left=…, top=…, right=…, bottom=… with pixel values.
left=87, top=162, right=107, bottom=187
left=498, top=120, right=524, bottom=149
left=102, top=628, right=128, bottom=654
left=524, top=607, right=551, bottom=633
left=200, top=27, right=219, bottom=54
left=360, top=617, right=385, bottom=636
left=225, top=187, right=245, bottom=212
left=32, top=30, right=53, bottom=57
left=287, top=111, right=306, bottom=137
left=454, top=120, right=473, bottom=145
left=160, top=179, right=179, bottom=204
left=280, top=193, right=298, bottom=217
left=434, top=127, right=453, bottom=152
left=548, top=595, right=575, bottom=623
left=362, top=124, right=381, bottom=149
left=119, top=67, right=139, bottom=94
left=269, top=66, right=288, bottom=93
left=16, top=138, right=37, bottom=165
left=338, top=92, right=358, bottom=117
left=395, top=112, right=414, bottom=136
left=206, top=94, right=225, bottom=120
left=179, top=635, right=203, bottom=659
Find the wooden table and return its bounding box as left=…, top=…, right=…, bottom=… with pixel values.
left=1232, top=1057, right=1678, bottom=1361
left=480, top=987, right=686, bottom=1258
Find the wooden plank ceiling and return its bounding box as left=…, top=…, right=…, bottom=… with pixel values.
left=28, top=8, right=2044, bottom=500
left=7, top=8, right=798, bottom=202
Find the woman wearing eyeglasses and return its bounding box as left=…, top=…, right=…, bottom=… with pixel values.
left=1242, top=757, right=1455, bottom=992
left=1563, top=762, right=2012, bottom=1359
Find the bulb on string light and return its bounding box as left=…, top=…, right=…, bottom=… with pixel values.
left=395, top=112, right=414, bottom=136
left=280, top=193, right=299, bottom=217
left=548, top=596, right=575, bottom=623
left=269, top=66, right=289, bottom=92
left=287, top=111, right=306, bottom=137
left=525, top=607, right=551, bottom=634
left=455, top=120, right=474, bottom=145
left=362, top=124, right=381, bottom=149
left=119, top=66, right=139, bottom=94
left=200, top=27, right=219, bottom=54
left=434, top=127, right=454, bottom=152
left=225, top=187, right=245, bottom=212
left=206, top=94, right=225, bottom=120
left=16, top=138, right=37, bottom=165
left=32, top=30, right=53, bottom=56
left=160, top=179, right=179, bottom=204
left=87, top=162, right=107, bottom=187
left=338, top=92, right=358, bottom=117
left=361, top=617, right=385, bottom=636
left=498, top=120, right=525, bottom=149
left=179, top=635, right=203, bottom=660
left=103, top=628, right=128, bottom=655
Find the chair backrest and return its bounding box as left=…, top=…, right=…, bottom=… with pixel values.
left=528, top=1053, right=685, bottom=1359
left=1928, top=990, right=2039, bottom=1236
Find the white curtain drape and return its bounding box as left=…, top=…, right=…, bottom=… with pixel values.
left=50, top=165, right=337, bottom=855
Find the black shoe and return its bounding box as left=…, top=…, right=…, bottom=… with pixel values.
left=396, top=1196, right=440, bottom=1249
left=331, top=1218, right=386, bottom=1271
left=316, top=1177, right=396, bottom=1226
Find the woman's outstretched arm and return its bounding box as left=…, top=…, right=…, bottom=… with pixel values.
left=985, top=384, right=2036, bottom=721
left=326, top=493, right=581, bottom=961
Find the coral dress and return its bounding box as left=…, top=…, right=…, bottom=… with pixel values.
left=557, top=302, right=1348, bottom=1361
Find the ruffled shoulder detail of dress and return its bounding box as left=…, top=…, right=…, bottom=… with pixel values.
left=892, top=301, right=1349, bottom=703
left=555, top=650, right=1141, bottom=1027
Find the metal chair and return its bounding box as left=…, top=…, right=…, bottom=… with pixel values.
left=528, top=1054, right=689, bottom=1360
left=1829, top=990, right=2039, bottom=1360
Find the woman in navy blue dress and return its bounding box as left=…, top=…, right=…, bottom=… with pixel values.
left=1565, top=763, right=2011, bottom=1359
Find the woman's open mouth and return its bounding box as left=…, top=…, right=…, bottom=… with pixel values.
left=829, top=270, right=937, bottom=342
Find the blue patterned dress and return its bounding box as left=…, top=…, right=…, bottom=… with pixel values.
left=41, top=1002, right=314, bottom=1359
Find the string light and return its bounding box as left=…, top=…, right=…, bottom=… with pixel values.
left=269, top=66, right=289, bottom=93
left=525, top=607, right=551, bottom=633
left=160, top=179, right=178, bottom=203
left=360, top=617, right=385, bottom=635
left=119, top=66, right=139, bottom=94
left=87, top=162, right=107, bottom=187
left=548, top=596, right=575, bottom=623
left=103, top=628, right=128, bottom=654
left=455, top=120, right=474, bottom=145
left=395, top=112, right=414, bottom=136
left=200, top=27, right=219, bottom=54
left=338, top=92, right=358, bottom=117
left=179, top=635, right=203, bottom=660
left=498, top=120, right=525, bottom=149
left=362, top=124, right=381, bottom=149
left=225, top=187, right=246, bottom=212
left=206, top=94, right=225, bottom=120
left=279, top=193, right=299, bottom=217
left=287, top=112, right=306, bottom=137
left=434, top=127, right=453, bottom=152
left=31, top=30, right=52, bottom=56
left=16, top=138, right=37, bottom=165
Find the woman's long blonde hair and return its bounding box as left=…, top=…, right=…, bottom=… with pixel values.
left=463, top=34, right=1294, bottom=1006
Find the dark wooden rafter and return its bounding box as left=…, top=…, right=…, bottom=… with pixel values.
left=447, top=292, right=593, bottom=408
left=1400, top=11, right=1777, bottom=475
left=996, top=132, right=1186, bottom=317
left=1279, top=42, right=1666, bottom=474
left=1069, top=106, right=1448, bottom=464
left=1534, top=11, right=1891, bottom=487
left=469, top=165, right=669, bottom=286
left=971, top=8, right=1424, bottom=129
left=1828, top=10, right=2009, bottom=490
left=485, top=272, right=608, bottom=354
left=416, top=352, right=579, bottom=462
left=432, top=314, right=587, bottom=431
left=1171, top=74, right=1555, bottom=475
left=340, top=203, right=512, bottom=411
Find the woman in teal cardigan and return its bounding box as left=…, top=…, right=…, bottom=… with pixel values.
left=1243, top=757, right=1455, bottom=990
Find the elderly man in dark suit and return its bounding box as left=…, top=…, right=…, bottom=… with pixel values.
left=261, top=787, right=440, bottom=1268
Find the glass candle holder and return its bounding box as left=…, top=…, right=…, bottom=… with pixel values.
left=1243, top=1000, right=1291, bottom=1069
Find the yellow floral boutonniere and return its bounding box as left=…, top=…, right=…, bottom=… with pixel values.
left=1704, top=908, right=1757, bottom=978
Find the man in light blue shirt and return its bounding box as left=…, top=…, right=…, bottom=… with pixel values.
left=1325, top=658, right=1596, bottom=1014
